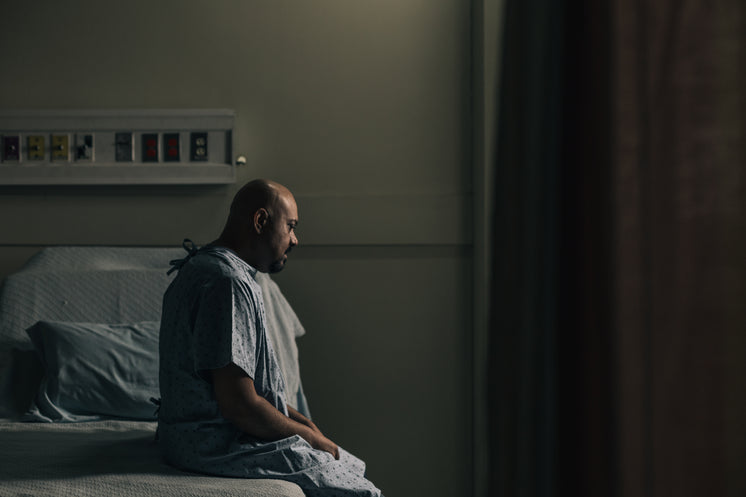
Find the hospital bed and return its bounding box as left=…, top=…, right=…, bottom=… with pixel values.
left=0, top=246, right=308, bottom=497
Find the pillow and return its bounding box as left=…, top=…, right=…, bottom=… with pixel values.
left=25, top=321, right=160, bottom=422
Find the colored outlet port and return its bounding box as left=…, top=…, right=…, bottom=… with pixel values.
left=142, top=133, right=159, bottom=162
left=115, top=132, right=134, bottom=162
left=27, top=135, right=45, bottom=160
left=190, top=132, right=208, bottom=162
left=2, top=135, right=21, bottom=161
left=75, top=133, right=94, bottom=161
left=163, top=133, right=180, bottom=162
left=51, top=134, right=70, bottom=161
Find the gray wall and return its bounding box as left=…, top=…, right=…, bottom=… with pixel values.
left=0, top=1, right=473, bottom=496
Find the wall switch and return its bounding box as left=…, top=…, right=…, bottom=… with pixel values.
left=75, top=133, right=94, bottom=161
left=2, top=135, right=21, bottom=161
left=142, top=133, right=159, bottom=162
left=163, top=132, right=180, bottom=162
left=27, top=135, right=45, bottom=160
left=115, top=132, right=134, bottom=162
left=51, top=134, right=70, bottom=161
left=190, top=132, right=208, bottom=162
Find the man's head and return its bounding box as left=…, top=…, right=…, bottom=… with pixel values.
left=217, top=179, right=299, bottom=273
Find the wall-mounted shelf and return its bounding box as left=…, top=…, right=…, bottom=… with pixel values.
left=0, top=109, right=236, bottom=185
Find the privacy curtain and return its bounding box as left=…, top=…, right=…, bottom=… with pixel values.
left=611, top=1, right=745, bottom=496
left=486, top=0, right=745, bottom=496
left=487, top=0, right=564, bottom=495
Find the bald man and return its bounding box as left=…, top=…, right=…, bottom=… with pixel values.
left=158, top=179, right=383, bottom=497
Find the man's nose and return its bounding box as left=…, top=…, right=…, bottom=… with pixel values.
left=291, top=232, right=299, bottom=247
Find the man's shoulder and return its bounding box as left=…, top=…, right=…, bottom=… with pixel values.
left=186, top=249, right=257, bottom=287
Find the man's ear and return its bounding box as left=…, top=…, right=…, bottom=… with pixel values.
left=253, top=208, right=269, bottom=234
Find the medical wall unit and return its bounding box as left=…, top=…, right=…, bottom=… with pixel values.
left=0, top=109, right=236, bottom=185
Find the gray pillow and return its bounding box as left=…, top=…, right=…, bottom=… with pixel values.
left=25, top=321, right=160, bottom=422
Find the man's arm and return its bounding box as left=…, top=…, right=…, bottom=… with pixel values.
left=287, top=405, right=322, bottom=434
left=211, top=362, right=339, bottom=459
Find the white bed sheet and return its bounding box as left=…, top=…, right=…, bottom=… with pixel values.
left=0, top=419, right=305, bottom=497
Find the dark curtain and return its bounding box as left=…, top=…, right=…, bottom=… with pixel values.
left=611, top=1, right=746, bottom=496
left=487, top=0, right=565, bottom=496
left=487, top=0, right=745, bottom=496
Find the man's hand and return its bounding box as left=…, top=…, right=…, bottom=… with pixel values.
left=287, top=405, right=322, bottom=434
left=287, top=406, right=339, bottom=459
left=212, top=363, right=340, bottom=460
left=309, top=432, right=340, bottom=460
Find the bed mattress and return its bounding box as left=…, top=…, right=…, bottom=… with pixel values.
left=0, top=419, right=305, bottom=497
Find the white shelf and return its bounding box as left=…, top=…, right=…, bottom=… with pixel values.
left=0, top=109, right=236, bottom=185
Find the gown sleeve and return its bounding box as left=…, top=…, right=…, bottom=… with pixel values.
left=191, top=274, right=259, bottom=381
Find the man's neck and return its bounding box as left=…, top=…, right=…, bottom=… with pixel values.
left=211, top=236, right=259, bottom=270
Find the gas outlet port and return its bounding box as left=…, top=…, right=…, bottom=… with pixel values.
left=163, top=133, right=180, bottom=162
left=2, top=135, right=20, bottom=161
left=75, top=133, right=94, bottom=161
left=27, top=135, right=45, bottom=160
left=51, top=134, right=70, bottom=161
left=142, top=133, right=159, bottom=162
left=115, top=132, right=134, bottom=162
left=190, top=132, right=208, bottom=162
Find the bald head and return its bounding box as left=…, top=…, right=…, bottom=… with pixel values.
left=227, top=179, right=289, bottom=226
left=215, top=179, right=299, bottom=273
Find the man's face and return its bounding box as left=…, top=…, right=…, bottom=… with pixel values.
left=262, top=192, right=299, bottom=273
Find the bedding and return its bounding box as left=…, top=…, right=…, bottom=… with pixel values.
left=0, top=419, right=305, bottom=497
left=25, top=320, right=160, bottom=422
left=0, top=246, right=309, bottom=419
left=0, top=246, right=309, bottom=497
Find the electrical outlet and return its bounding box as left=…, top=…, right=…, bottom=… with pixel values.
left=51, top=134, right=70, bottom=161
left=142, top=133, right=159, bottom=162
left=115, top=132, right=133, bottom=162
left=75, top=133, right=94, bottom=161
left=163, top=133, right=180, bottom=162
left=2, top=135, right=21, bottom=161
left=27, top=135, right=45, bottom=160
left=190, top=132, right=208, bottom=162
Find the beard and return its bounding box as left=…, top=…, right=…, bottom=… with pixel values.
left=267, top=255, right=287, bottom=273
left=266, top=245, right=292, bottom=274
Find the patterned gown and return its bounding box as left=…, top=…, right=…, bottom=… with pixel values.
left=158, top=246, right=383, bottom=497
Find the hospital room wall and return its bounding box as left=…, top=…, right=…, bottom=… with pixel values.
left=0, top=1, right=473, bottom=496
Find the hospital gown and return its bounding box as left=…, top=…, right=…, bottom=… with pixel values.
left=158, top=246, right=383, bottom=497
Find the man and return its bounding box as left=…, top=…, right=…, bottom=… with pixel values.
left=158, top=179, right=383, bottom=497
